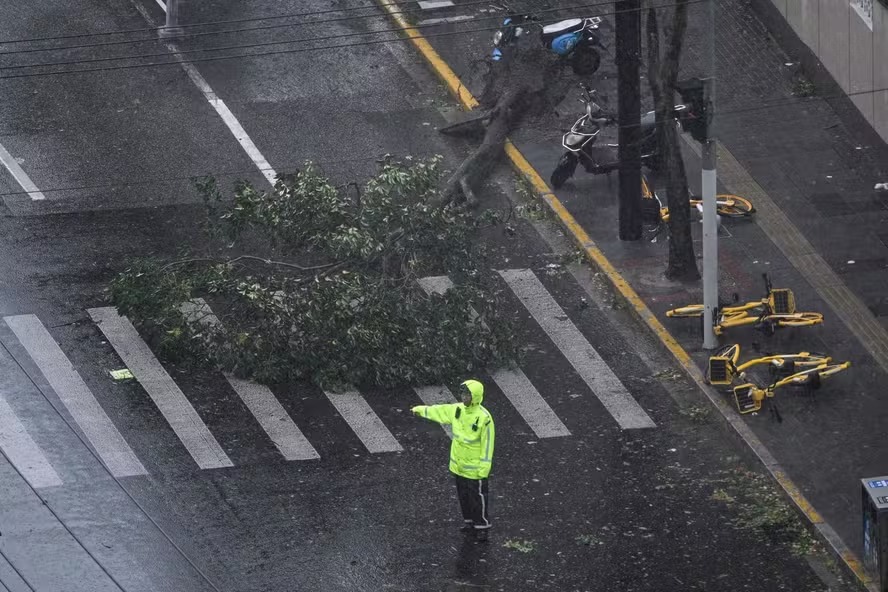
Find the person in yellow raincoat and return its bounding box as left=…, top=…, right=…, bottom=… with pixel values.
left=412, top=379, right=495, bottom=541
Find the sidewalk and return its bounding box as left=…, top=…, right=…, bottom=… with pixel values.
left=385, top=0, right=888, bottom=586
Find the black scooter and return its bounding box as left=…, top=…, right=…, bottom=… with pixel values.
left=550, top=85, right=687, bottom=189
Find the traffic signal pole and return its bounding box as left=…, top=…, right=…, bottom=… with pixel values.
left=701, top=0, right=718, bottom=349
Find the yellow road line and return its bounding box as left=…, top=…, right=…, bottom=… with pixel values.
left=376, top=2, right=872, bottom=587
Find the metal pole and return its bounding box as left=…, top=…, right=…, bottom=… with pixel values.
left=616, top=0, right=643, bottom=241
left=701, top=0, right=718, bottom=349
left=160, top=0, right=183, bottom=38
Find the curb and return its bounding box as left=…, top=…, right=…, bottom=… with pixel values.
left=375, top=1, right=874, bottom=589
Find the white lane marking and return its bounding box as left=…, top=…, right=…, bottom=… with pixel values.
left=324, top=391, right=403, bottom=453
left=179, top=300, right=320, bottom=461
left=417, top=276, right=571, bottom=438
left=4, top=315, right=147, bottom=477
left=498, top=269, right=656, bottom=430
left=225, top=377, right=320, bottom=460
left=417, top=15, right=474, bottom=25
left=0, top=394, right=62, bottom=488
left=87, top=307, right=233, bottom=469
left=0, top=141, right=45, bottom=201
left=155, top=0, right=166, bottom=12
left=413, top=385, right=455, bottom=438
left=488, top=368, right=571, bottom=437
left=418, top=1, right=455, bottom=8
left=131, top=0, right=277, bottom=186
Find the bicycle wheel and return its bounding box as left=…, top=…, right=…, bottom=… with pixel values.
left=775, top=312, right=823, bottom=327
left=666, top=304, right=704, bottom=318
left=716, top=194, right=755, bottom=218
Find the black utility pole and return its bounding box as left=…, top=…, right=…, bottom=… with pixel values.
left=615, top=0, right=642, bottom=240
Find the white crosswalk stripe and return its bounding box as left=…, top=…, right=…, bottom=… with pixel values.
left=324, top=391, right=403, bottom=453
left=0, top=393, right=62, bottom=488
left=4, top=315, right=148, bottom=477
left=417, top=276, right=571, bottom=438
left=498, top=269, right=656, bottom=430
left=87, top=307, right=234, bottom=470
left=180, top=301, right=320, bottom=461
left=413, top=385, right=456, bottom=437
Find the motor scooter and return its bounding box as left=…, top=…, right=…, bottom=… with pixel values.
left=550, top=84, right=687, bottom=189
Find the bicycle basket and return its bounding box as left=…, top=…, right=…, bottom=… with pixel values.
left=707, top=356, right=734, bottom=386
left=768, top=288, right=796, bottom=314
left=733, top=384, right=761, bottom=414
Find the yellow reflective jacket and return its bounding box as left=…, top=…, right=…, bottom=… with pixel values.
left=413, top=379, right=495, bottom=479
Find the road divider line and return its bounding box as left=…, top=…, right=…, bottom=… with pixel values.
left=0, top=394, right=62, bottom=488
left=87, top=307, right=233, bottom=470
left=418, top=1, right=455, bottom=8
left=4, top=315, right=147, bottom=477
left=0, top=141, right=45, bottom=201
left=180, top=300, right=320, bottom=461
left=417, top=275, right=571, bottom=438
left=375, top=5, right=873, bottom=586
left=417, top=16, right=474, bottom=25
left=413, top=385, right=456, bottom=438
left=324, top=391, right=403, bottom=453
left=131, top=0, right=277, bottom=186
left=499, top=269, right=655, bottom=430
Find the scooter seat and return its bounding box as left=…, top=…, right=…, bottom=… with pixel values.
left=541, top=18, right=584, bottom=43
left=640, top=110, right=656, bottom=134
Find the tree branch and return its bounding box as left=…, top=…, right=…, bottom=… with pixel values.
left=159, top=256, right=340, bottom=273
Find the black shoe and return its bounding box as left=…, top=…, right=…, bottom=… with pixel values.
left=460, top=522, right=474, bottom=533
left=474, top=529, right=488, bottom=542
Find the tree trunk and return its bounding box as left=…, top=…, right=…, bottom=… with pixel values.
left=616, top=0, right=643, bottom=241
left=438, top=31, right=571, bottom=207
left=437, top=88, right=531, bottom=207
left=646, top=1, right=699, bottom=280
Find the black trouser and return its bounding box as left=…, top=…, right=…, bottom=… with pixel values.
left=454, top=474, right=491, bottom=530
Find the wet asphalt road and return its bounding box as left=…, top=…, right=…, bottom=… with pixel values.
left=0, top=1, right=856, bottom=591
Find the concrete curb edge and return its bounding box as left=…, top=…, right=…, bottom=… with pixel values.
left=374, top=1, right=873, bottom=588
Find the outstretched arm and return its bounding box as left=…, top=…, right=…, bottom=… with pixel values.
left=411, top=403, right=458, bottom=426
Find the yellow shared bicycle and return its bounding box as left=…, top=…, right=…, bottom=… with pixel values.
left=665, top=274, right=823, bottom=336
left=731, top=361, right=851, bottom=415
left=641, top=176, right=755, bottom=223
left=705, top=343, right=832, bottom=387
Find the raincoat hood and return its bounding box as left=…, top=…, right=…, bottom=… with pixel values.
left=462, top=379, right=484, bottom=406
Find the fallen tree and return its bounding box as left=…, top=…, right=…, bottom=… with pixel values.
left=437, top=11, right=575, bottom=206
left=109, top=158, right=518, bottom=389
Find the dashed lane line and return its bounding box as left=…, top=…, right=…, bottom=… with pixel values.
left=4, top=315, right=147, bottom=477
left=0, top=141, right=45, bottom=201
left=417, top=1, right=455, bottom=8
left=324, top=391, right=403, bottom=454
left=88, top=307, right=233, bottom=470
left=498, top=269, right=656, bottom=430
left=417, top=275, right=571, bottom=438
left=0, top=394, right=62, bottom=488
left=132, top=0, right=277, bottom=186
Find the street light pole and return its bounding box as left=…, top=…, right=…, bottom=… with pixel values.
left=701, top=0, right=718, bottom=349
left=159, top=0, right=183, bottom=38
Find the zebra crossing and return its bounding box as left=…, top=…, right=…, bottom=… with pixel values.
left=0, top=269, right=655, bottom=488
